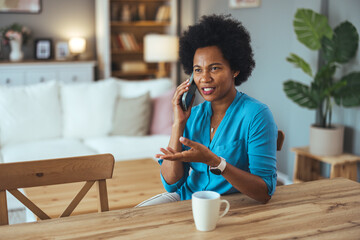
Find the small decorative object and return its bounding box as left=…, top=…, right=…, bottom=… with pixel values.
left=0, top=0, right=42, bottom=13
left=121, top=4, right=131, bottom=22
left=229, top=0, right=261, bottom=9
left=283, top=9, right=360, bottom=156
left=55, top=41, right=69, bottom=60
left=68, top=37, right=86, bottom=60
left=138, top=4, right=146, bottom=21
left=0, top=23, right=31, bottom=62
left=122, top=61, right=147, bottom=73
left=35, top=39, right=53, bottom=60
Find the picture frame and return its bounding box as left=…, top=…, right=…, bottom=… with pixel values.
left=0, top=0, right=42, bottom=14
left=229, top=0, right=261, bottom=9
left=34, top=39, right=53, bottom=60
left=55, top=41, right=69, bottom=60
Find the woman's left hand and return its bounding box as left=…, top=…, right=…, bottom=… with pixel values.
left=155, top=137, right=220, bottom=167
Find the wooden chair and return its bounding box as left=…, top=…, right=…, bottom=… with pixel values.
left=277, top=130, right=285, bottom=151
left=0, top=154, right=115, bottom=225
left=276, top=130, right=286, bottom=186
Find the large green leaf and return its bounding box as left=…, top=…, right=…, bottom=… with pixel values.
left=294, top=9, right=333, bottom=50
left=314, top=64, right=336, bottom=87
left=283, top=80, right=318, bottom=109
left=286, top=53, right=313, bottom=77
left=333, top=72, right=360, bottom=107
left=322, top=21, right=359, bottom=63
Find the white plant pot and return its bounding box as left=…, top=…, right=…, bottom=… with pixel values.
left=9, top=38, right=24, bottom=62
left=309, top=125, right=344, bottom=156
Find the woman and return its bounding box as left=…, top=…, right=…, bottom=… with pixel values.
left=140, top=14, right=277, bottom=206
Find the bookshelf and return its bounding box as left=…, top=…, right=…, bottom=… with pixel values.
left=96, top=0, right=178, bottom=81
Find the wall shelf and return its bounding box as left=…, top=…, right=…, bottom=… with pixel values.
left=111, top=21, right=170, bottom=27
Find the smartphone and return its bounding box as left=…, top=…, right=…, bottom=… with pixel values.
left=181, top=73, right=197, bottom=111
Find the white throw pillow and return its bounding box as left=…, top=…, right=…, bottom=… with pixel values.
left=112, top=92, right=152, bottom=136
left=61, top=80, right=117, bottom=138
left=112, top=77, right=173, bottom=98
left=0, top=81, right=62, bottom=146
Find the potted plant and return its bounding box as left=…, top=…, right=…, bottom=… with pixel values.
left=0, top=23, right=31, bottom=62
left=283, top=9, right=360, bottom=156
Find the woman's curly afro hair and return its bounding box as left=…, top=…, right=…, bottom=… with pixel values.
left=179, top=14, right=255, bottom=86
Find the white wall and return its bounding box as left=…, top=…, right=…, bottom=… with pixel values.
left=0, top=0, right=95, bottom=60
left=328, top=0, right=360, bottom=179
left=185, top=0, right=360, bottom=180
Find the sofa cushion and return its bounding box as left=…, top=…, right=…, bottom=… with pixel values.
left=1, top=138, right=97, bottom=163
left=114, top=77, right=173, bottom=98
left=112, top=92, right=152, bottom=136
left=0, top=81, right=62, bottom=147
left=150, top=88, right=175, bottom=135
left=83, top=135, right=170, bottom=161
left=61, top=80, right=117, bottom=139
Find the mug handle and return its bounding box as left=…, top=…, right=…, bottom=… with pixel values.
left=219, top=199, right=230, bottom=218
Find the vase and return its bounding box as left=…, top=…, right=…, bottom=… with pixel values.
left=9, top=37, right=24, bottom=62
left=309, top=124, right=344, bottom=156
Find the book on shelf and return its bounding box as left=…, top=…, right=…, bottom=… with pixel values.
left=138, top=4, right=146, bottom=21
left=120, top=34, right=131, bottom=50
left=111, top=35, right=118, bottom=49
left=155, top=5, right=171, bottom=22
left=110, top=3, right=120, bottom=21
left=122, top=61, right=147, bottom=73
left=121, top=4, right=131, bottom=22
left=113, top=33, right=140, bottom=51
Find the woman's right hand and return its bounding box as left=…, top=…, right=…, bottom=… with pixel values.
left=172, top=79, right=193, bottom=126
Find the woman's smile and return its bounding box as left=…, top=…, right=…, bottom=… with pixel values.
left=201, top=87, right=216, bottom=95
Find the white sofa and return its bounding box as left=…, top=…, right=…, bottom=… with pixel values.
left=0, top=78, right=174, bottom=163
left=0, top=77, right=174, bottom=224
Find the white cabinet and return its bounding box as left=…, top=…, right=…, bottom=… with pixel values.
left=0, top=61, right=96, bottom=86
left=25, top=70, right=57, bottom=85
left=0, top=71, right=25, bottom=85
left=58, top=69, right=92, bottom=83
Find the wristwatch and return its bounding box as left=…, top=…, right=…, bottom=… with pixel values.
left=210, top=157, right=226, bottom=175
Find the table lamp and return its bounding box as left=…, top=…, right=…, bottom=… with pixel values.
left=144, top=34, right=178, bottom=78
left=69, top=37, right=86, bottom=59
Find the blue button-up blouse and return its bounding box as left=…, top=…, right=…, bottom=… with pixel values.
left=159, top=91, right=278, bottom=200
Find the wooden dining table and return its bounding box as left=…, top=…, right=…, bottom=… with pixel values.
left=1, top=178, right=359, bottom=239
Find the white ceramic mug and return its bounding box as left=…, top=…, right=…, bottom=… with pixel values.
left=192, top=191, right=230, bottom=231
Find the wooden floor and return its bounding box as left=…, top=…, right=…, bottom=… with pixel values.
left=24, top=158, right=164, bottom=218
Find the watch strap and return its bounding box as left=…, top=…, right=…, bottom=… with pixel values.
left=210, top=157, right=226, bottom=175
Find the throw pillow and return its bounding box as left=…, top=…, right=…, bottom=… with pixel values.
left=0, top=81, right=62, bottom=146
left=112, top=92, right=151, bottom=136
left=61, top=80, right=117, bottom=138
left=150, top=88, right=175, bottom=135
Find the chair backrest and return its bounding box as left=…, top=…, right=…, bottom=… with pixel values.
left=0, top=154, right=114, bottom=225
left=277, top=130, right=285, bottom=151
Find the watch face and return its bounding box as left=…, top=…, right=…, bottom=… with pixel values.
left=210, top=168, right=222, bottom=175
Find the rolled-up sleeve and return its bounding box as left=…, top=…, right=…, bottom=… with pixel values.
left=247, top=107, right=278, bottom=196
left=158, top=159, right=190, bottom=193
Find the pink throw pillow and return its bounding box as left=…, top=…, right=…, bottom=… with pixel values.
left=150, top=88, right=175, bottom=135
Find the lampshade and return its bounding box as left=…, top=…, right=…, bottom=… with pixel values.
left=69, top=37, right=86, bottom=54
left=144, top=34, right=178, bottom=62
